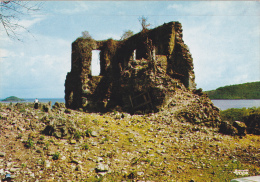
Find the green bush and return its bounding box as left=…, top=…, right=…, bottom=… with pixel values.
left=52, top=152, right=60, bottom=160
left=25, top=138, right=34, bottom=148
left=49, top=139, right=54, bottom=143
left=16, top=133, right=23, bottom=139
left=39, top=135, right=45, bottom=140
left=74, top=131, right=82, bottom=140
left=85, top=129, right=92, bottom=137
left=82, top=143, right=89, bottom=150
left=220, top=107, right=260, bottom=123
left=43, top=142, right=50, bottom=150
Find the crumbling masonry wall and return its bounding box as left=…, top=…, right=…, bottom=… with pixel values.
left=65, top=21, right=196, bottom=112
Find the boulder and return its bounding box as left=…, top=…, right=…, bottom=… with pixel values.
left=64, top=109, right=72, bottom=114
left=52, top=102, right=66, bottom=110
left=70, top=139, right=76, bottom=144
left=42, top=104, right=51, bottom=112
left=42, top=118, right=77, bottom=138
left=95, top=163, right=109, bottom=172
left=233, top=121, right=247, bottom=136
left=0, top=152, right=6, bottom=157
left=219, top=121, right=238, bottom=136
left=244, top=114, right=260, bottom=135
left=91, top=131, right=98, bottom=137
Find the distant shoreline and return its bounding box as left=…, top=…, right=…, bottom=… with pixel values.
left=0, top=98, right=64, bottom=100
left=0, top=98, right=65, bottom=107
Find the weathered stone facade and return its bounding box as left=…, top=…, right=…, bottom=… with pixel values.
left=65, top=21, right=196, bottom=112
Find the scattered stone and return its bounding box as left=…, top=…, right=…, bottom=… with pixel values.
left=137, top=171, right=144, bottom=176
left=91, top=142, right=97, bottom=146
left=91, top=131, right=98, bottom=137
left=233, top=169, right=249, bottom=176
left=45, top=160, right=52, bottom=168
left=95, top=163, right=109, bottom=172
left=75, top=164, right=82, bottom=171
left=97, top=171, right=107, bottom=177
left=96, top=157, right=104, bottom=163
left=70, top=139, right=77, bottom=144
left=0, top=169, right=5, bottom=175
left=42, top=118, right=77, bottom=139
left=17, top=126, right=25, bottom=131
left=7, top=162, right=12, bottom=167
left=115, top=113, right=121, bottom=119
left=10, top=168, right=20, bottom=172
left=233, top=121, right=247, bottom=136
left=0, top=152, right=6, bottom=157
left=0, top=89, right=259, bottom=181
left=70, top=159, right=81, bottom=164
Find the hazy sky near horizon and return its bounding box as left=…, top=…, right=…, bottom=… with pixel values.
left=0, top=1, right=259, bottom=98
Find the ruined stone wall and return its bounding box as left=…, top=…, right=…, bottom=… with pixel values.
left=65, top=21, right=196, bottom=111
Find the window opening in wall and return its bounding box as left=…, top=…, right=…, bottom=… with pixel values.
left=132, top=49, right=136, bottom=61
left=91, top=50, right=101, bottom=76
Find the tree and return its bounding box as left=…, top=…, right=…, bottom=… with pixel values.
left=81, top=31, right=92, bottom=39
left=138, top=16, right=150, bottom=32
left=120, top=30, right=134, bottom=40
left=0, top=1, right=43, bottom=40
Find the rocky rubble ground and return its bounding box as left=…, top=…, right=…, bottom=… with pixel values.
left=0, top=99, right=259, bottom=182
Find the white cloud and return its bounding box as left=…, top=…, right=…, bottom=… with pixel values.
left=167, top=1, right=259, bottom=16
left=167, top=4, right=182, bottom=10
left=55, top=2, right=89, bottom=15
left=0, top=49, right=9, bottom=59
left=18, top=16, right=45, bottom=31
left=180, top=12, right=259, bottom=90
left=0, top=33, right=71, bottom=98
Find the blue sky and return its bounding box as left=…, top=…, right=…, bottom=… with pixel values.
left=0, top=1, right=259, bottom=99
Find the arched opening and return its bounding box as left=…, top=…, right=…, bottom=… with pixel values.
left=91, top=50, right=101, bottom=76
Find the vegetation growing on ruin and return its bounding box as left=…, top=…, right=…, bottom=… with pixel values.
left=120, top=30, right=134, bottom=40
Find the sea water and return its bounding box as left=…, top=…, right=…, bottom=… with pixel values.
left=211, top=99, right=260, bottom=110
left=0, top=98, right=65, bottom=107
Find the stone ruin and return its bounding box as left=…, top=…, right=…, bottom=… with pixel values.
left=65, top=21, right=197, bottom=113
